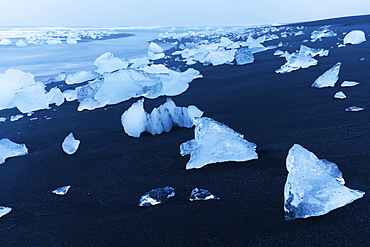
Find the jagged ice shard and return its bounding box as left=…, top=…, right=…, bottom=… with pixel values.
left=52, top=185, right=71, bottom=195
left=0, top=138, right=28, bottom=164
left=311, top=62, right=341, bottom=88
left=284, top=144, right=365, bottom=220
left=189, top=188, right=220, bottom=201
left=0, top=206, right=12, bottom=218
left=62, top=133, right=80, bottom=155
left=138, top=186, right=175, bottom=207
left=180, top=117, right=258, bottom=170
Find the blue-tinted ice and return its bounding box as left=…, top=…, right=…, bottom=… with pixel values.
left=0, top=206, right=12, bottom=218
left=62, top=133, right=80, bottom=155
left=345, top=106, right=364, bottom=112
left=0, top=138, right=28, bottom=164
left=311, top=62, right=341, bottom=88
left=52, top=185, right=71, bottom=195
left=138, top=186, right=175, bottom=207
left=189, top=188, right=220, bottom=201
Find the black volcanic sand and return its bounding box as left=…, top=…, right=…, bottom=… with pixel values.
left=1, top=15, right=370, bottom=246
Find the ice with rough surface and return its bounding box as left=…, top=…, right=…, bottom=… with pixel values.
left=0, top=206, right=12, bottom=218
left=0, top=138, right=28, bottom=164
left=311, top=62, right=341, bottom=88
left=341, top=81, right=359, bottom=87
left=148, top=42, right=165, bottom=60
left=334, top=91, right=346, bottom=99
left=284, top=144, right=365, bottom=220
left=180, top=117, right=258, bottom=170
left=311, top=26, right=337, bottom=42
left=94, top=52, right=129, bottom=74
left=0, top=39, right=12, bottom=45
left=189, top=188, right=220, bottom=201
left=65, top=71, right=97, bottom=85
left=121, top=98, right=203, bottom=137
left=343, top=30, right=366, bottom=45
left=138, top=186, right=175, bottom=206
left=235, top=47, right=254, bottom=65
left=62, top=133, right=80, bottom=155
left=345, top=106, right=364, bottom=112
left=52, top=185, right=71, bottom=195
left=10, top=114, right=23, bottom=122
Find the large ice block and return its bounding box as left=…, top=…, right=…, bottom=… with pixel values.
left=343, top=30, right=366, bottom=45
left=0, top=138, right=28, bottom=164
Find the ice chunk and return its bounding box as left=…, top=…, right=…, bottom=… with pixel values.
left=63, top=89, right=77, bottom=102
left=189, top=188, right=220, bottom=201
left=148, top=42, right=165, bottom=60
left=121, top=98, right=203, bottom=137
left=311, top=26, right=337, bottom=42
left=180, top=117, right=258, bottom=170
left=10, top=114, right=23, bottom=121
left=235, top=47, right=254, bottom=65
left=0, top=138, right=28, bottom=164
left=284, top=144, right=365, bottom=220
left=65, top=71, right=97, bottom=85
left=62, top=133, right=80, bottom=155
left=0, top=206, right=12, bottom=218
left=334, top=91, right=346, bottom=99
left=341, top=81, right=359, bottom=87
left=46, top=87, right=64, bottom=106
left=203, top=50, right=236, bottom=66
left=142, top=64, right=170, bottom=74
left=129, top=57, right=149, bottom=69
left=345, top=106, right=364, bottom=112
left=77, top=98, right=107, bottom=111
left=343, top=30, right=366, bottom=45
left=94, top=52, right=129, bottom=74
left=0, top=39, right=12, bottom=45
left=52, top=72, right=66, bottom=82
left=311, top=62, right=341, bottom=88
left=52, top=185, right=71, bottom=195
left=0, top=117, right=6, bottom=123
left=15, top=39, right=27, bottom=47
left=138, top=186, right=175, bottom=206
left=274, top=50, right=284, bottom=56
left=13, top=83, right=49, bottom=113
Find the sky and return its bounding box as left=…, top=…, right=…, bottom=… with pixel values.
left=0, top=0, right=369, bottom=27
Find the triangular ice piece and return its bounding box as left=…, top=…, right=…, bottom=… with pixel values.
left=311, top=62, right=341, bottom=88
left=284, top=144, right=365, bottom=220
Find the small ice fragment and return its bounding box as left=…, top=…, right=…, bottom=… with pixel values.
left=341, top=81, right=359, bottom=87
left=138, top=186, right=175, bottom=207
left=65, top=71, right=97, bottom=85
left=334, top=91, right=346, bottom=99
left=360, top=57, right=365, bottom=61
left=0, top=138, right=28, bottom=164
left=343, top=30, right=366, bottom=45
left=94, top=52, right=129, bottom=74
left=62, top=133, right=80, bottom=155
left=189, top=188, right=220, bottom=201
left=284, top=144, right=365, bottom=220
left=10, top=114, right=24, bottom=122
left=311, top=62, right=341, bottom=88
left=52, top=185, right=71, bottom=195
left=345, top=106, right=364, bottom=112
left=235, top=47, right=254, bottom=65
left=0, top=206, right=12, bottom=218
left=0, top=117, right=6, bottom=123
left=274, top=50, right=284, bottom=56
left=180, top=117, right=258, bottom=170
left=15, top=39, right=27, bottom=47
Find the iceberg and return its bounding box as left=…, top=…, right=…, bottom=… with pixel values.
left=311, top=26, right=337, bottom=42
left=341, top=81, right=359, bottom=87
left=121, top=98, right=203, bottom=138
left=284, top=144, right=365, bottom=220
left=334, top=91, right=346, bottom=99
left=0, top=206, right=12, bottom=218
left=0, top=138, right=28, bottom=164
left=311, top=62, right=341, bottom=88
left=94, top=52, right=129, bottom=74
left=62, top=133, right=80, bottom=155
left=65, top=71, right=97, bottom=85
left=235, top=47, right=254, bottom=65
left=180, top=117, right=258, bottom=170
left=138, top=186, right=175, bottom=207
left=52, top=185, right=71, bottom=195
left=343, top=30, right=366, bottom=45
left=345, top=106, right=364, bottom=112
left=189, top=188, right=220, bottom=201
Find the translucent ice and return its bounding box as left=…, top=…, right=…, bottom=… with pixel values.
left=311, top=26, right=337, bottom=42
left=180, top=117, right=258, bottom=170
left=65, top=71, right=97, bottom=85
left=311, top=62, right=341, bottom=88
left=62, top=133, right=80, bottom=155
left=94, top=52, right=129, bottom=74
left=334, top=91, right=346, bottom=99
left=0, top=206, right=12, bottom=218
left=10, top=114, right=24, bottom=122
left=0, top=138, right=28, bottom=164
left=189, top=188, right=220, bottom=201
left=121, top=98, right=203, bottom=137
left=345, top=106, right=364, bottom=112
left=138, top=186, right=175, bottom=207
left=341, top=81, right=359, bottom=87
left=235, top=47, right=254, bottom=65
left=343, top=30, right=366, bottom=45
left=46, top=87, right=64, bottom=106
left=284, top=144, right=365, bottom=220
left=52, top=185, right=71, bottom=195
left=0, top=39, right=12, bottom=45
left=148, top=42, right=165, bottom=60
left=129, top=57, right=149, bottom=69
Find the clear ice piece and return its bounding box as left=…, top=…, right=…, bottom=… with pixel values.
left=235, top=47, right=254, bottom=65
left=341, top=81, right=359, bottom=87
left=311, top=62, right=341, bottom=88
left=62, top=133, right=80, bottom=155
left=189, top=188, right=220, bottom=201
left=0, top=206, right=12, bottom=218
left=0, top=138, right=28, bottom=164
left=284, top=144, right=365, bottom=220
left=311, top=26, right=337, bottom=42
left=343, top=30, right=366, bottom=45
left=180, top=117, right=258, bottom=170
left=52, top=185, right=71, bottom=195
left=334, top=91, right=346, bottom=99
left=138, top=186, right=175, bottom=207
left=345, top=106, right=364, bottom=112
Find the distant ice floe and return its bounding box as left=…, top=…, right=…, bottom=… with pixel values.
left=343, top=30, right=366, bottom=45
left=345, top=106, right=364, bottom=112
left=284, top=144, right=365, bottom=220
left=310, top=26, right=337, bottom=42
left=189, top=188, right=220, bottom=201
left=334, top=91, right=346, bottom=99
left=138, top=186, right=175, bottom=207
left=52, top=185, right=71, bottom=195
left=121, top=98, right=203, bottom=138
left=341, top=81, right=359, bottom=87
left=0, top=138, right=28, bottom=164
left=180, top=117, right=258, bottom=170
left=62, top=133, right=80, bottom=155
left=0, top=206, right=12, bottom=218
left=276, top=45, right=329, bottom=74
left=311, top=62, right=341, bottom=88
left=0, top=39, right=12, bottom=45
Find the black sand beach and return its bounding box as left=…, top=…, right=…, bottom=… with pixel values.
left=0, top=15, right=370, bottom=246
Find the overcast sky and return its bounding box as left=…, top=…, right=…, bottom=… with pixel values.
left=0, top=0, right=369, bottom=27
